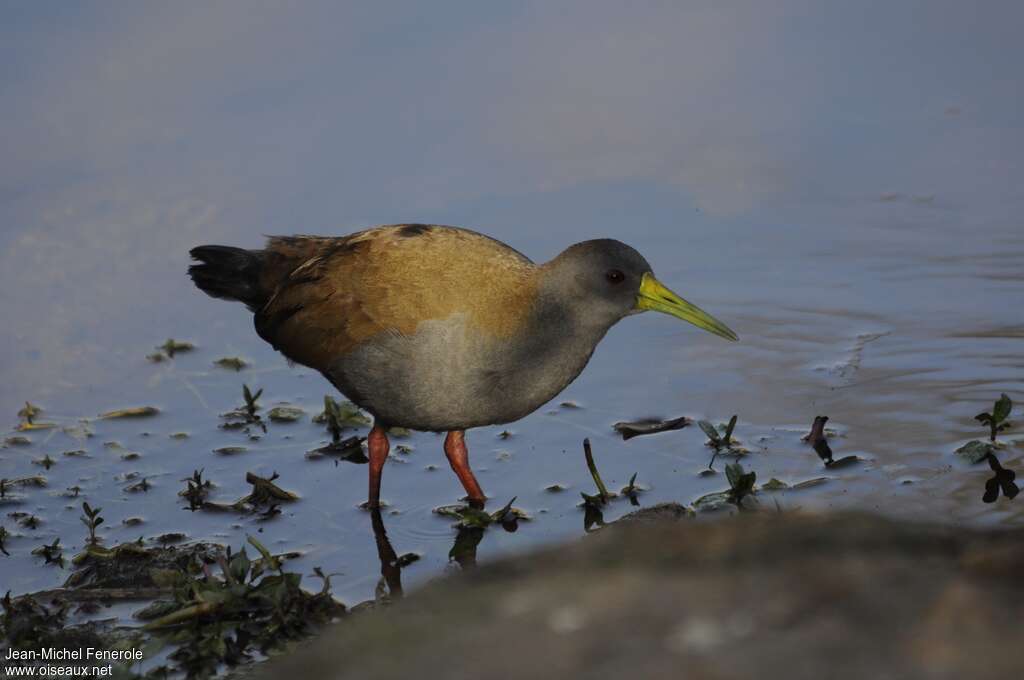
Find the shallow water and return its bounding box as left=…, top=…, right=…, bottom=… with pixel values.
left=2, top=1, right=1022, bottom=625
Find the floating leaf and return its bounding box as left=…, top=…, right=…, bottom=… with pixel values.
left=698, top=420, right=721, bottom=444
left=267, top=406, right=304, bottom=423
left=214, top=357, right=248, bottom=371
left=956, top=440, right=995, bottom=464
left=993, top=393, right=1012, bottom=424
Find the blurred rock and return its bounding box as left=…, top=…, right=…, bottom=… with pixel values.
left=259, top=511, right=1024, bottom=680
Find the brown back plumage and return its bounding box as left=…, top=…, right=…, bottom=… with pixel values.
left=191, top=225, right=540, bottom=372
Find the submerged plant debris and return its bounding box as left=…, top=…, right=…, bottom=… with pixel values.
left=158, top=338, right=196, bottom=358
left=612, top=415, right=690, bottom=440
left=214, top=356, right=248, bottom=371
left=267, top=405, right=305, bottom=423
left=100, top=406, right=160, bottom=420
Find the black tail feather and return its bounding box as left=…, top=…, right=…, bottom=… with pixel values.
left=188, top=245, right=265, bottom=310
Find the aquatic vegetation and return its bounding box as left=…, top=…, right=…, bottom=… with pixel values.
left=3, top=531, right=339, bottom=679
left=242, top=384, right=262, bottom=418
left=17, top=402, right=42, bottom=423
left=955, top=440, right=994, bottom=464
left=32, top=454, right=56, bottom=470
left=214, top=356, right=249, bottom=371
left=698, top=415, right=738, bottom=449
left=80, top=502, right=104, bottom=545
left=957, top=395, right=1016, bottom=464
left=582, top=438, right=616, bottom=503
left=181, top=466, right=212, bottom=510
left=14, top=401, right=56, bottom=431
left=220, top=385, right=267, bottom=432
left=976, top=393, right=1013, bottom=443
left=0, top=526, right=9, bottom=556
left=124, top=477, right=152, bottom=493
left=434, top=497, right=526, bottom=531
left=306, top=435, right=366, bottom=462
left=613, top=415, right=690, bottom=440
left=157, top=338, right=195, bottom=358
left=314, top=395, right=371, bottom=434
left=268, top=405, right=305, bottom=422
left=139, top=535, right=344, bottom=675
left=0, top=475, right=47, bottom=500
left=725, top=462, right=757, bottom=508
left=31, top=538, right=64, bottom=568
left=620, top=472, right=643, bottom=506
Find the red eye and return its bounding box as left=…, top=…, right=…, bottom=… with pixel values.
left=606, top=269, right=625, bottom=284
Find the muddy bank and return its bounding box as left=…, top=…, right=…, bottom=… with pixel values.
left=260, top=508, right=1024, bottom=680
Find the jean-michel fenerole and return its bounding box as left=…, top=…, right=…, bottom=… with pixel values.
left=5, top=648, right=143, bottom=661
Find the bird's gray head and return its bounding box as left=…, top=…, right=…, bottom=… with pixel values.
left=541, top=238, right=739, bottom=341
left=541, top=239, right=651, bottom=327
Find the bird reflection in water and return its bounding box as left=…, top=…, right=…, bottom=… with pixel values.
left=369, top=504, right=524, bottom=595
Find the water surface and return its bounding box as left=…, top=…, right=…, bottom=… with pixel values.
left=1, top=0, right=1022, bottom=614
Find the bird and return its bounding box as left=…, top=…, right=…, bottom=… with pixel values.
left=188, top=224, right=737, bottom=509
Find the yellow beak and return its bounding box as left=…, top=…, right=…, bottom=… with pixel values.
left=635, top=272, right=738, bottom=341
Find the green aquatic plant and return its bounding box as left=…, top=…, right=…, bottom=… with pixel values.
left=17, top=401, right=42, bottom=424
left=621, top=472, right=642, bottom=506
left=726, top=462, right=757, bottom=508
left=214, top=356, right=248, bottom=371
left=957, top=394, right=1016, bottom=464
left=699, top=415, right=738, bottom=449
left=32, top=538, right=65, bottom=568
left=242, top=384, right=262, bottom=418
left=158, top=338, right=195, bottom=358
left=976, top=393, right=1013, bottom=443
left=434, top=497, right=526, bottom=531
left=80, top=501, right=104, bottom=546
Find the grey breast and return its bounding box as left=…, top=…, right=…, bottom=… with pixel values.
left=328, top=299, right=612, bottom=432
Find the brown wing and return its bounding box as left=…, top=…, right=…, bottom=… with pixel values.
left=254, top=225, right=538, bottom=372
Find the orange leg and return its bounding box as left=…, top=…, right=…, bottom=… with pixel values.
left=444, top=430, right=485, bottom=508
left=367, top=425, right=389, bottom=508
